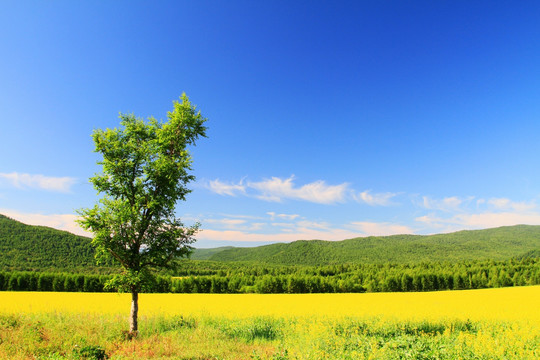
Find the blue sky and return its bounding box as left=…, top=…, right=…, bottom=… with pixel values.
left=2, top=1, right=540, bottom=248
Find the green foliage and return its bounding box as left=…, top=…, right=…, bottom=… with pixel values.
left=0, top=271, right=177, bottom=293
left=77, top=93, right=207, bottom=294
left=168, top=256, right=540, bottom=293
left=73, top=345, right=108, bottom=360
left=147, top=315, right=198, bottom=334
left=205, top=225, right=540, bottom=265
left=190, top=246, right=235, bottom=260
left=0, top=214, right=111, bottom=272
left=1, top=256, right=539, bottom=294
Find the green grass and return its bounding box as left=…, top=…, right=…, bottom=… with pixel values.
left=1, top=312, right=538, bottom=359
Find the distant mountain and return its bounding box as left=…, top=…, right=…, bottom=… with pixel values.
left=201, top=225, right=540, bottom=266
left=190, top=246, right=235, bottom=260
left=0, top=214, right=99, bottom=271
left=3, top=212, right=540, bottom=271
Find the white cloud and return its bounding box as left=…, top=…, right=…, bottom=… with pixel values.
left=206, top=179, right=246, bottom=196
left=421, top=196, right=473, bottom=212
left=203, top=217, right=267, bottom=232
left=205, top=218, right=247, bottom=228
left=270, top=222, right=296, bottom=229
left=416, top=211, right=540, bottom=233
left=217, top=213, right=264, bottom=220
left=198, top=219, right=418, bottom=244
left=486, top=198, right=536, bottom=212
left=248, top=176, right=349, bottom=204
left=458, top=212, right=540, bottom=228
left=267, top=212, right=300, bottom=221
left=415, top=194, right=540, bottom=233
left=197, top=227, right=361, bottom=243
left=349, top=221, right=415, bottom=236
left=0, top=172, right=76, bottom=193
left=353, top=191, right=397, bottom=206
left=206, top=176, right=349, bottom=204
left=295, top=220, right=331, bottom=230
left=207, top=175, right=397, bottom=206
left=249, top=223, right=265, bottom=231
left=197, top=212, right=419, bottom=244
left=0, top=209, right=91, bottom=237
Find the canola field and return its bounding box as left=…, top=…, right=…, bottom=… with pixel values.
left=0, top=286, right=539, bottom=359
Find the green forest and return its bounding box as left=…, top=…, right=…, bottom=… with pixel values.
left=0, top=214, right=112, bottom=272
left=1, top=257, right=539, bottom=293
left=1, top=213, right=539, bottom=294
left=192, top=225, right=540, bottom=265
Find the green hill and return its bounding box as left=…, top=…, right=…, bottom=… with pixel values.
left=206, top=225, right=540, bottom=265
left=0, top=214, right=100, bottom=272
left=191, top=246, right=235, bottom=260
left=2, top=212, right=540, bottom=270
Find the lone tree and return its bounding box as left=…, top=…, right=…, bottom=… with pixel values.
left=77, top=93, right=207, bottom=335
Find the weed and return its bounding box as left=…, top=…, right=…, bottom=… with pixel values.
left=0, top=314, right=20, bottom=328
left=219, top=317, right=283, bottom=342
left=73, top=344, right=108, bottom=360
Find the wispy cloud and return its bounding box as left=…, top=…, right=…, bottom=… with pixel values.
left=197, top=211, right=418, bottom=244
left=415, top=195, right=540, bottom=233
left=0, top=209, right=90, bottom=237
left=348, top=221, right=414, bottom=236
left=0, top=172, right=76, bottom=193
left=485, top=198, right=536, bottom=212
left=198, top=218, right=418, bottom=244
left=248, top=176, right=348, bottom=204
left=207, top=179, right=246, bottom=196
left=420, top=196, right=474, bottom=212
left=416, top=212, right=540, bottom=233
left=353, top=191, right=397, bottom=206
left=203, top=217, right=265, bottom=232
left=206, top=176, right=394, bottom=206
left=197, top=227, right=361, bottom=243
left=267, top=212, right=300, bottom=221
left=205, top=218, right=248, bottom=227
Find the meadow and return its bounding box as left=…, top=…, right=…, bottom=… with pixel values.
left=0, top=286, right=539, bottom=359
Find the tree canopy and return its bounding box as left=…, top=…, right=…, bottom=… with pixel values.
left=77, top=93, right=207, bottom=334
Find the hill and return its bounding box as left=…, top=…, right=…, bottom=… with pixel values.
left=202, top=225, right=540, bottom=265
left=2, top=212, right=540, bottom=270
left=190, top=246, right=235, bottom=260
left=0, top=214, right=100, bottom=272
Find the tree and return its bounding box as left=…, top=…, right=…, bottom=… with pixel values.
left=77, top=93, right=207, bottom=335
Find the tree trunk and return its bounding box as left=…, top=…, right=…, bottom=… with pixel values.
left=129, top=290, right=139, bottom=336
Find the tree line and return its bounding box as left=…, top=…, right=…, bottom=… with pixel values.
left=0, top=272, right=171, bottom=293
left=1, top=256, right=538, bottom=293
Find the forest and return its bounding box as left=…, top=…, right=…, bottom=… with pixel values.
left=1, top=256, right=538, bottom=293
left=1, top=213, right=539, bottom=294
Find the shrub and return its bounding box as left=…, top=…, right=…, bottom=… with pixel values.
left=73, top=344, right=108, bottom=360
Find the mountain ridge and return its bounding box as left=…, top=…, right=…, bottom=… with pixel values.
left=1, top=213, right=539, bottom=270
left=193, top=225, right=540, bottom=265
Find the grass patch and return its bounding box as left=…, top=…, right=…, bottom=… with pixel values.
left=214, top=317, right=283, bottom=342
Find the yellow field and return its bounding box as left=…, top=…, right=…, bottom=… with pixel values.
left=1, top=286, right=539, bottom=323
left=1, top=287, right=539, bottom=359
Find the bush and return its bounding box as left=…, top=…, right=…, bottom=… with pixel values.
left=73, top=345, right=108, bottom=360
